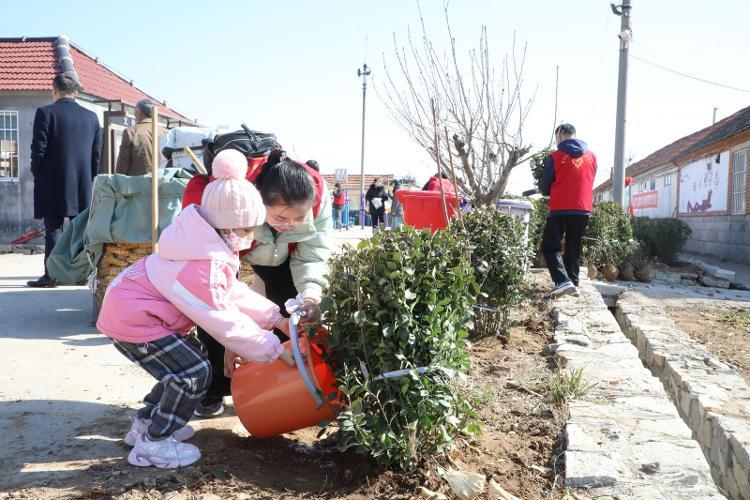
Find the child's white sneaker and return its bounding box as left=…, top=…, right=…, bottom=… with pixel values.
left=123, top=417, right=195, bottom=446
left=127, top=433, right=200, bottom=468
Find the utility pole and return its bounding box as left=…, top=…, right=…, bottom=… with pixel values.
left=357, top=63, right=371, bottom=228
left=611, top=0, right=632, bottom=208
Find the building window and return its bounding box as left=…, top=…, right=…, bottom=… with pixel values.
left=664, top=174, right=671, bottom=187
left=0, top=111, right=19, bottom=179
left=732, top=149, right=747, bottom=215
left=640, top=182, right=646, bottom=193
left=649, top=179, right=656, bottom=191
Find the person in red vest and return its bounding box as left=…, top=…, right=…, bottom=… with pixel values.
left=539, top=123, right=597, bottom=298
left=422, top=172, right=456, bottom=194
left=181, top=149, right=332, bottom=416
left=331, top=182, right=346, bottom=229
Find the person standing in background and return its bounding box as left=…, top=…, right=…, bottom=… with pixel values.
left=390, top=179, right=403, bottom=229
left=116, top=99, right=165, bottom=176
left=365, top=177, right=388, bottom=234
left=331, top=182, right=345, bottom=229
left=27, top=73, right=102, bottom=288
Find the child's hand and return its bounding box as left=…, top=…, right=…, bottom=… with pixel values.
left=278, top=349, right=296, bottom=367
left=274, top=317, right=290, bottom=337
left=223, top=350, right=244, bottom=378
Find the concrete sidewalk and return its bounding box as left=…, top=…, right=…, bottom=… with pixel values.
left=0, top=253, right=157, bottom=493
left=0, top=229, right=371, bottom=495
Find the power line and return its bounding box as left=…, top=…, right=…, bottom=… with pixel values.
left=630, top=54, right=750, bottom=93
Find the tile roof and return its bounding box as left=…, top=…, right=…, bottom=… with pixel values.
left=0, top=40, right=57, bottom=90
left=321, top=173, right=395, bottom=191
left=0, top=38, right=191, bottom=121
left=594, top=104, right=750, bottom=193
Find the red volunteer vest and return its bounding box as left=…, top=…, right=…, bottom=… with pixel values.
left=333, top=190, right=345, bottom=206
left=181, top=157, right=325, bottom=257
left=548, top=150, right=597, bottom=212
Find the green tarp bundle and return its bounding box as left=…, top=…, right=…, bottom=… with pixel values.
left=47, top=169, right=194, bottom=285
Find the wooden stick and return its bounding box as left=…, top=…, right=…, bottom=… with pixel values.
left=431, top=98, right=449, bottom=226
left=151, top=106, right=159, bottom=253
left=183, top=147, right=208, bottom=175
left=444, top=126, right=465, bottom=230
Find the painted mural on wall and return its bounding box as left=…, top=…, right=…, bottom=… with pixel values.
left=679, top=152, right=729, bottom=214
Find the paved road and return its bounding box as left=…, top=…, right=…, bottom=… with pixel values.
left=0, top=253, right=153, bottom=492
left=0, top=228, right=369, bottom=493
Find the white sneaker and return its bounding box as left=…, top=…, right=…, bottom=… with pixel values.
left=123, top=417, right=195, bottom=446
left=128, top=433, right=201, bottom=468
left=545, top=281, right=577, bottom=299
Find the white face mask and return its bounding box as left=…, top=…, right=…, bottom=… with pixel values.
left=222, top=231, right=254, bottom=252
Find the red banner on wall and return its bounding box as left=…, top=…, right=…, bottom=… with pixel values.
left=632, top=190, right=658, bottom=210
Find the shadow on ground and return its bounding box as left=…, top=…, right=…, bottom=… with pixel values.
left=0, top=399, right=388, bottom=498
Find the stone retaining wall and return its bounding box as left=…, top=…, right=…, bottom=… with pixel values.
left=552, top=282, right=722, bottom=498
left=680, top=214, right=750, bottom=264
left=616, top=291, right=750, bottom=499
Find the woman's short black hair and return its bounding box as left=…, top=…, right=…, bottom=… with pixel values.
left=256, top=151, right=315, bottom=207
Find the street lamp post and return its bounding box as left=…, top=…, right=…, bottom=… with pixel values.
left=357, top=63, right=371, bottom=229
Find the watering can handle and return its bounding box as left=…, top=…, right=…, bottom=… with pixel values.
left=289, top=312, right=325, bottom=406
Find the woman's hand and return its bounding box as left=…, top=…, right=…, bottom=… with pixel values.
left=278, top=349, right=296, bottom=367
left=297, top=300, right=321, bottom=323
left=223, top=349, right=244, bottom=378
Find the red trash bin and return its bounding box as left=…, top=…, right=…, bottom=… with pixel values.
left=396, top=190, right=460, bottom=232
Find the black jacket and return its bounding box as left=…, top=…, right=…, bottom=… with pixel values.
left=31, top=98, right=103, bottom=218
left=365, top=184, right=388, bottom=213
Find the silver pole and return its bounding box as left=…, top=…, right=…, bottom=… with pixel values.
left=357, top=63, right=371, bottom=228
left=612, top=0, right=632, bottom=207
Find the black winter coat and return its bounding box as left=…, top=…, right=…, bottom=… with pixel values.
left=365, top=184, right=389, bottom=214
left=31, top=98, right=102, bottom=218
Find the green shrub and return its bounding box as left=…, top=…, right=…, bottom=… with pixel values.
left=527, top=197, right=549, bottom=264
left=530, top=147, right=554, bottom=192
left=322, top=226, right=479, bottom=470
left=632, top=217, right=691, bottom=264
left=454, top=206, right=528, bottom=307
left=582, top=201, right=638, bottom=268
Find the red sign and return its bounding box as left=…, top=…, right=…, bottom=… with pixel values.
left=632, top=190, right=658, bottom=210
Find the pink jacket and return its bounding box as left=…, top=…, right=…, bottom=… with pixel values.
left=96, top=205, right=284, bottom=364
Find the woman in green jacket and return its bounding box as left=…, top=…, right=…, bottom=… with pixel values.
left=182, top=150, right=332, bottom=416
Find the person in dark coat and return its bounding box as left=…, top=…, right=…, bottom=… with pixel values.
left=27, top=73, right=103, bottom=288
left=365, top=177, right=389, bottom=234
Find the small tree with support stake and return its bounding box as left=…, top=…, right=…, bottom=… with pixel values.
left=379, top=5, right=536, bottom=205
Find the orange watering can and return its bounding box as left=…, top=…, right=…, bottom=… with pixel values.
left=231, top=312, right=340, bottom=438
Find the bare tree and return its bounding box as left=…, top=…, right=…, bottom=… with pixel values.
left=378, top=5, right=536, bottom=204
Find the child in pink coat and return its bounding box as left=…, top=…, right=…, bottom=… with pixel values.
left=97, top=149, right=293, bottom=469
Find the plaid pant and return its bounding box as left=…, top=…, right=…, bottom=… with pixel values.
left=113, top=333, right=211, bottom=440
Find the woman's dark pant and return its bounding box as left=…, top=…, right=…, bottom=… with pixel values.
left=199, top=257, right=296, bottom=405
left=370, top=208, right=385, bottom=229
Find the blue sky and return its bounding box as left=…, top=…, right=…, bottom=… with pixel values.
left=7, top=0, right=750, bottom=192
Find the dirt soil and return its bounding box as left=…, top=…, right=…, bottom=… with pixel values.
left=4, top=283, right=564, bottom=500
left=664, top=302, right=750, bottom=384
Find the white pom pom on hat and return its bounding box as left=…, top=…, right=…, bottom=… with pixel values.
left=200, top=150, right=266, bottom=229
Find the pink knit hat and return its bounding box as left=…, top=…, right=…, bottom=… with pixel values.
left=200, top=150, right=266, bottom=229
